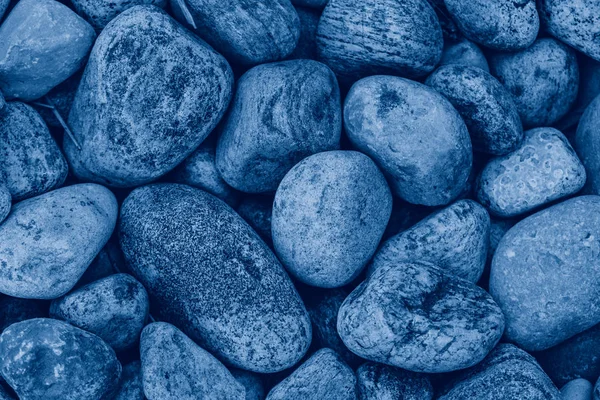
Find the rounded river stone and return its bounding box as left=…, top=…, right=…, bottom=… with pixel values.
left=230, top=369, right=265, bottom=400
left=0, top=297, right=47, bottom=333
left=119, top=184, right=311, bottom=373
left=216, top=59, right=341, bottom=193
left=0, top=184, right=117, bottom=299
left=65, top=6, right=234, bottom=188
left=236, top=195, right=274, bottom=246
left=356, top=362, right=433, bottom=400
left=338, top=261, right=504, bottom=373
left=0, top=318, right=121, bottom=400
left=439, top=39, right=490, bottom=72
left=561, top=379, right=593, bottom=400
left=575, top=94, right=600, bottom=195
left=344, top=75, right=472, bottom=206
left=490, top=196, right=600, bottom=351
left=0, top=183, right=9, bottom=224
left=272, top=151, right=392, bottom=288
left=113, top=361, right=144, bottom=400
left=71, top=0, right=167, bottom=30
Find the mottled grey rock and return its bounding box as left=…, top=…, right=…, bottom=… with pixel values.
left=316, top=0, right=443, bottom=84
left=561, top=379, right=593, bottom=400
left=338, top=261, right=504, bottom=373
left=477, top=128, right=586, bottom=217
left=112, top=361, right=144, bottom=400
left=0, top=102, right=67, bottom=201
left=72, top=0, right=167, bottom=29
left=426, top=65, right=523, bottom=155
left=575, top=95, right=600, bottom=195
left=288, top=7, right=319, bottom=60
left=119, top=184, right=311, bottom=373
left=444, top=0, right=539, bottom=51
left=344, top=75, right=472, bottom=206
left=438, top=344, right=560, bottom=400
left=0, top=318, right=121, bottom=400
left=171, top=0, right=299, bottom=65
left=490, top=196, right=600, bottom=351
left=439, top=38, right=489, bottom=72
left=65, top=6, right=233, bottom=188
left=231, top=369, right=265, bottom=400
left=356, top=362, right=433, bottom=400
left=0, top=183, right=9, bottom=224
left=272, top=151, right=392, bottom=288
left=0, top=297, right=47, bottom=333
left=292, top=0, right=327, bottom=8
left=369, top=200, right=489, bottom=283
left=489, top=38, right=579, bottom=128
left=50, top=274, right=149, bottom=352
left=0, top=184, right=117, bottom=299
left=0, top=0, right=95, bottom=101
left=216, top=59, right=340, bottom=193
left=140, top=322, right=244, bottom=400
left=237, top=195, right=274, bottom=246
left=266, top=348, right=356, bottom=400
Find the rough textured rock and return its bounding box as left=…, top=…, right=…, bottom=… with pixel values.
left=560, top=379, right=593, bottom=400
left=0, top=297, right=47, bottom=333
left=344, top=75, right=472, bottom=206
left=338, top=261, right=504, bottom=373
left=266, top=348, right=356, bottom=400
left=0, top=318, right=121, bottom=400
left=0, top=183, right=9, bottom=224
left=216, top=59, right=340, bottom=193
left=230, top=369, right=265, bottom=400
left=113, top=361, right=144, bottom=400
left=370, top=200, right=489, bottom=283
left=65, top=6, right=234, bottom=188
left=356, top=362, right=433, bottom=400
left=0, top=0, right=95, bottom=101
left=426, top=65, right=523, bottom=155
left=0, top=184, right=117, bottom=299
left=237, top=195, right=274, bottom=246
left=140, top=322, right=245, bottom=400
left=439, top=39, right=490, bottom=72
left=444, top=0, right=539, bottom=51
left=272, top=151, right=392, bottom=288
left=71, top=0, right=167, bottom=30
left=490, top=196, right=600, bottom=351
left=489, top=38, right=579, bottom=128
left=438, top=344, right=560, bottom=400
left=316, top=0, right=443, bottom=84
left=288, top=7, right=319, bottom=60
left=0, top=102, right=68, bottom=201
left=575, top=95, right=600, bottom=195
left=119, top=184, right=311, bottom=373
left=50, top=274, right=149, bottom=352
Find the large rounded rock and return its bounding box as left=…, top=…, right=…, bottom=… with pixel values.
left=338, top=261, right=504, bottom=373
left=575, top=95, right=600, bottom=195
left=316, top=0, right=443, bottom=84
left=0, top=318, right=121, bottom=400
left=272, top=151, right=392, bottom=288
left=0, top=184, right=117, bottom=299
left=356, top=362, right=433, bottom=400
left=439, top=39, right=489, bottom=72
left=119, top=184, right=311, bottom=373
left=65, top=6, right=233, bottom=188
left=216, top=59, right=341, bottom=193
left=490, top=196, right=600, bottom=351
left=344, top=75, right=472, bottom=206
left=71, top=0, right=167, bottom=29
left=140, top=322, right=245, bottom=400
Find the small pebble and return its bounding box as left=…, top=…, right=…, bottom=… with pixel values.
left=356, top=362, right=433, bottom=400
left=560, top=379, right=593, bottom=400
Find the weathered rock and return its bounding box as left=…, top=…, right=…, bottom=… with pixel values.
left=0, top=318, right=121, bottom=400
left=65, top=6, right=234, bottom=188
left=356, top=362, right=433, bottom=400
left=113, top=361, right=144, bottom=400
left=0, top=297, right=47, bottom=333
left=230, top=369, right=265, bottom=400
left=237, top=195, right=274, bottom=246
left=71, top=0, right=167, bottom=30
left=288, top=7, right=319, bottom=60
left=560, top=379, right=593, bottom=400
left=0, top=183, right=9, bottom=224
left=344, top=75, right=472, bottom=206
left=575, top=95, right=600, bottom=195
left=439, top=39, right=490, bottom=72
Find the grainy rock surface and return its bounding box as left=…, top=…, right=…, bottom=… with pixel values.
left=338, top=261, right=504, bottom=373
left=356, top=362, right=433, bottom=400
left=230, top=369, right=265, bottom=400
left=0, top=297, right=47, bottom=333
left=119, top=184, right=311, bottom=373
left=65, top=6, right=233, bottom=188
left=0, top=184, right=117, bottom=299
left=344, top=75, right=472, bottom=206
left=560, top=379, right=593, bottom=400
left=439, top=39, right=489, bottom=72
left=236, top=195, right=274, bottom=246
left=490, top=196, right=600, bottom=351
left=575, top=95, right=600, bottom=195
left=71, top=0, right=167, bottom=30
left=216, top=59, right=341, bottom=193
left=112, top=361, right=144, bottom=400
left=0, top=318, right=121, bottom=400
left=0, top=183, right=9, bottom=224
left=289, top=7, right=320, bottom=60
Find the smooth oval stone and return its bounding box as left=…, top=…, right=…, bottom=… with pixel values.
left=140, top=322, right=244, bottom=400
left=272, top=151, right=392, bottom=288
left=0, top=0, right=95, bottom=101
left=113, top=361, right=144, bottom=400
left=356, top=362, right=433, bottom=400
left=438, top=344, right=560, bottom=400
left=50, top=274, right=149, bottom=352
left=344, top=75, right=472, bottom=206
left=119, top=184, right=311, bottom=373
left=539, top=0, right=600, bottom=62
left=216, top=59, right=340, bottom=193
left=477, top=128, right=586, bottom=217
left=237, top=195, right=274, bottom=246
left=575, top=95, right=600, bottom=195
left=266, top=348, right=356, bottom=400
left=0, top=318, right=121, bottom=400
left=444, top=0, right=538, bottom=51
left=0, top=184, right=117, bottom=299
left=561, top=379, right=593, bottom=400
left=288, top=6, right=319, bottom=60
left=65, top=6, right=233, bottom=188
left=230, top=369, right=265, bottom=400
left=370, top=200, right=489, bottom=283
left=338, top=261, right=504, bottom=373
left=426, top=65, right=523, bottom=155
left=489, top=38, right=579, bottom=128
left=72, top=0, right=167, bottom=30
left=439, top=39, right=490, bottom=72
left=0, top=183, right=9, bottom=224
left=316, top=0, right=443, bottom=84
left=0, top=297, right=47, bottom=333
left=0, top=102, right=68, bottom=201
left=490, top=196, right=600, bottom=351
left=171, top=0, right=299, bottom=65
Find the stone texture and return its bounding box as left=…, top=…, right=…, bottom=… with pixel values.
left=439, top=38, right=489, bottom=72
left=71, top=0, right=167, bottom=29
left=356, top=362, right=433, bottom=400
left=575, top=94, right=600, bottom=195
left=560, top=379, right=593, bottom=400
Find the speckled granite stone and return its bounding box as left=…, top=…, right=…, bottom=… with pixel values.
left=0, top=297, right=47, bottom=333
left=230, top=369, right=265, bottom=400
left=288, top=7, right=320, bottom=60
left=490, top=196, right=600, bottom=351
left=439, top=39, right=489, bottom=72
left=113, top=361, right=144, bottom=400
left=356, top=362, right=433, bottom=400
left=237, top=195, right=274, bottom=246
left=575, top=95, right=600, bottom=195
left=0, top=183, right=9, bottom=224
left=71, top=0, right=167, bottom=29
left=561, top=379, right=593, bottom=400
